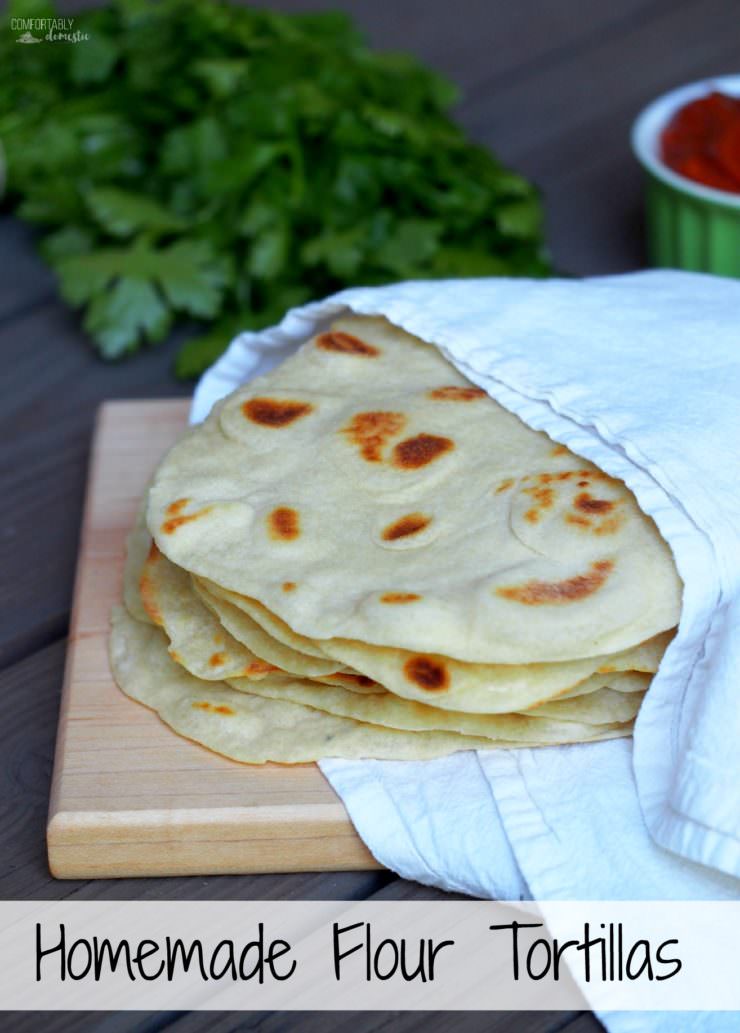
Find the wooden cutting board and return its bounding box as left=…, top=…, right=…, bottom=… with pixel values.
left=47, top=399, right=379, bottom=879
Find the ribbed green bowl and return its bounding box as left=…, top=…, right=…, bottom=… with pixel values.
left=632, top=76, right=740, bottom=278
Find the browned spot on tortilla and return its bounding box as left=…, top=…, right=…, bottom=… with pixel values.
left=327, top=673, right=377, bottom=688
left=139, top=571, right=163, bottom=626
left=342, top=411, right=406, bottom=462
left=161, top=507, right=212, bottom=535
left=209, top=651, right=227, bottom=668
left=214, top=705, right=235, bottom=716
left=577, top=480, right=590, bottom=488
left=192, top=701, right=211, bottom=711
left=316, top=331, right=380, bottom=356
left=381, top=512, right=431, bottom=541
left=167, top=648, right=182, bottom=664
left=166, top=498, right=189, bottom=517
left=496, top=478, right=515, bottom=494
left=525, top=485, right=554, bottom=507
left=380, top=592, right=421, bottom=604
left=566, top=492, right=624, bottom=536
left=523, top=484, right=554, bottom=525
left=213, top=633, right=224, bottom=645
left=551, top=444, right=568, bottom=456
left=594, top=514, right=625, bottom=536
left=531, top=470, right=604, bottom=487
left=566, top=513, right=592, bottom=528
left=598, top=664, right=616, bottom=674
left=268, top=507, right=300, bottom=541
left=282, top=581, right=297, bottom=592
left=429, top=385, right=486, bottom=401
left=392, top=434, right=454, bottom=470
left=538, top=488, right=554, bottom=506
left=496, top=560, right=614, bottom=605
left=244, top=660, right=280, bottom=677
left=242, top=397, right=314, bottom=427
left=146, top=541, right=160, bottom=563
left=403, top=655, right=450, bottom=691
left=575, top=492, right=616, bottom=514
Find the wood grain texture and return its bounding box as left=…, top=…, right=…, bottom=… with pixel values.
left=161, top=1011, right=594, bottom=1033
left=47, top=400, right=379, bottom=879
left=1, top=1013, right=603, bottom=1033
left=0, top=305, right=191, bottom=672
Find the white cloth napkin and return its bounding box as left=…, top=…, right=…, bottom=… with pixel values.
left=191, top=271, right=740, bottom=1027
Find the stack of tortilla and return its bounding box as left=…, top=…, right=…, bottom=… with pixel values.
left=111, top=316, right=682, bottom=763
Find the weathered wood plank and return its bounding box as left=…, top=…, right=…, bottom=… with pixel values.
left=455, top=0, right=740, bottom=273
left=2, top=1012, right=598, bottom=1033
left=0, top=305, right=190, bottom=670
left=2, top=1015, right=173, bottom=1033
left=163, top=1010, right=577, bottom=1033
left=0, top=218, right=55, bottom=320
left=260, top=0, right=680, bottom=94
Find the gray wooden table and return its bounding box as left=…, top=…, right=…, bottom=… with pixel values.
left=2, top=0, right=736, bottom=1029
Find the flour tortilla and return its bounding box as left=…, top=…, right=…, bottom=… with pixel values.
left=313, top=632, right=666, bottom=714
left=123, top=500, right=156, bottom=625
left=191, top=574, right=345, bottom=678
left=551, top=668, right=650, bottom=701
left=229, top=670, right=642, bottom=740
left=138, top=541, right=283, bottom=681
left=126, top=509, right=349, bottom=682
left=167, top=565, right=649, bottom=712
left=517, top=677, right=648, bottom=722
left=133, top=537, right=653, bottom=723
left=195, top=575, right=333, bottom=660
left=196, top=575, right=670, bottom=712
left=147, top=315, right=682, bottom=664
left=110, top=606, right=547, bottom=762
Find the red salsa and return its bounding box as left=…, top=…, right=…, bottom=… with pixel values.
left=661, top=90, right=740, bottom=194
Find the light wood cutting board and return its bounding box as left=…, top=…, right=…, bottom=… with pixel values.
left=47, top=399, right=380, bottom=879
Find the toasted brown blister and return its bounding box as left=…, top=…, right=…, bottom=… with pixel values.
left=242, top=397, right=314, bottom=427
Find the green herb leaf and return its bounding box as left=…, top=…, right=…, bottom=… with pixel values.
left=156, top=240, right=233, bottom=318
left=69, top=31, right=119, bottom=85
left=248, top=224, right=290, bottom=279
left=39, top=224, right=95, bottom=263
left=495, top=199, right=544, bottom=239
left=381, top=219, right=443, bottom=277
left=85, top=277, right=170, bottom=358
left=86, top=187, right=185, bottom=238
left=54, top=237, right=231, bottom=352
left=192, top=58, right=248, bottom=98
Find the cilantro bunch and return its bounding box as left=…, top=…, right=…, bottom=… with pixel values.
left=0, top=0, right=550, bottom=377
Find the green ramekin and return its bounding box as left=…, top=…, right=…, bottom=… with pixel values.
left=631, top=75, right=740, bottom=278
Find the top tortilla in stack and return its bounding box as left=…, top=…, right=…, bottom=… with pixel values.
left=109, top=315, right=682, bottom=763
